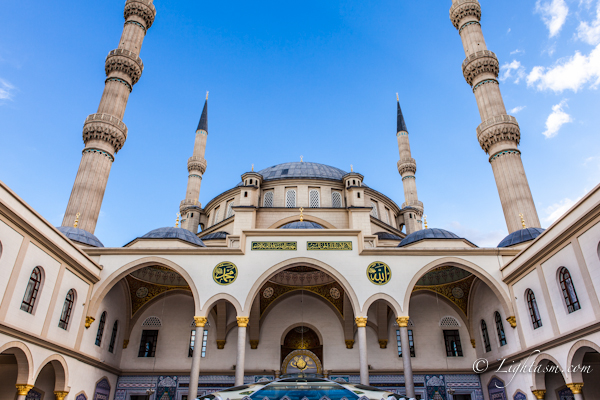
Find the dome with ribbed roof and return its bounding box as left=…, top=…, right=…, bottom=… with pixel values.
left=398, top=228, right=465, bottom=247
left=257, top=162, right=347, bottom=181
left=498, top=227, right=545, bottom=248
left=140, top=227, right=206, bottom=247
left=57, top=226, right=104, bottom=247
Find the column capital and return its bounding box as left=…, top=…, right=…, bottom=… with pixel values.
left=355, top=317, right=368, bottom=327
left=85, top=316, right=95, bottom=329
left=396, top=316, right=410, bottom=327
left=345, top=340, right=355, bottom=349
left=566, top=383, right=584, bottom=394
left=532, top=390, right=546, bottom=399
left=237, top=316, right=249, bottom=327
left=506, top=316, right=517, bottom=328
left=194, top=316, right=207, bottom=327
left=470, top=339, right=476, bottom=348
left=54, top=391, right=69, bottom=400
left=16, top=385, right=34, bottom=396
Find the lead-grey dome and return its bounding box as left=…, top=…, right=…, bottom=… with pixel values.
left=498, top=227, right=545, bottom=248
left=140, top=227, right=206, bottom=247
left=258, top=162, right=347, bottom=181
left=57, top=226, right=104, bottom=247
left=280, top=221, right=325, bottom=229
left=398, top=228, right=464, bottom=247
left=200, top=231, right=229, bottom=240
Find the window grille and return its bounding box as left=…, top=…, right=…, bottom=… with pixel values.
left=138, top=330, right=159, bottom=357
left=384, top=208, right=390, bottom=224
left=21, top=267, right=42, bottom=313
left=95, top=312, right=107, bottom=346
left=481, top=320, right=491, bottom=352
left=58, top=289, right=76, bottom=330
left=142, top=316, right=162, bottom=327
left=309, top=190, right=320, bottom=208
left=370, top=201, right=379, bottom=219
left=495, top=312, right=507, bottom=346
left=443, top=330, right=463, bottom=357
left=213, top=208, right=220, bottom=225
left=526, top=289, right=543, bottom=329
left=264, top=192, right=274, bottom=208
left=226, top=202, right=235, bottom=218
left=396, top=329, right=415, bottom=357
left=108, top=321, right=119, bottom=353
left=559, top=267, right=581, bottom=313
left=440, top=316, right=460, bottom=327
left=286, top=190, right=296, bottom=208
left=332, top=192, right=342, bottom=208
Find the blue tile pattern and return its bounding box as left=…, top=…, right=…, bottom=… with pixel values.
left=398, top=228, right=463, bottom=247
left=497, top=227, right=545, bottom=248
left=56, top=226, right=104, bottom=247
left=141, top=227, right=206, bottom=247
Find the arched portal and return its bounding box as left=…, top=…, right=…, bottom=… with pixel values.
left=281, top=325, right=323, bottom=374
left=32, top=354, right=69, bottom=397
left=0, top=341, right=34, bottom=396
left=566, top=339, right=600, bottom=398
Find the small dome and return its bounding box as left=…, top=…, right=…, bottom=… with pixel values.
left=280, top=221, right=325, bottom=229
left=141, top=227, right=206, bottom=247
left=498, top=227, right=545, bottom=248
left=398, top=228, right=463, bottom=247
left=374, top=231, right=403, bottom=241
left=200, top=231, right=229, bottom=240
left=56, top=226, right=104, bottom=247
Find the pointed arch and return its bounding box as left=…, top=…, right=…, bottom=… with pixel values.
left=34, top=354, right=69, bottom=392
left=0, top=341, right=34, bottom=385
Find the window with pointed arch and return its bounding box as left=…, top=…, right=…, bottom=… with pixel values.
left=559, top=267, right=581, bottom=313
left=108, top=321, right=119, bottom=353
left=95, top=312, right=107, bottom=346
left=58, top=289, right=76, bottom=330
left=526, top=289, right=542, bottom=329
left=21, top=267, right=43, bottom=314
left=481, top=320, right=491, bottom=353
left=494, top=311, right=507, bottom=346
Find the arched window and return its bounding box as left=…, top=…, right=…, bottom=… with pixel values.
left=108, top=321, right=119, bottom=354
left=332, top=192, right=342, bottom=208
left=494, top=312, right=507, bottom=346
left=370, top=201, right=379, bottom=219
left=21, top=267, right=43, bottom=313
left=286, top=189, right=296, bottom=208
left=526, top=289, right=542, bottom=329
left=559, top=267, right=581, bottom=313
left=263, top=191, right=274, bottom=208
left=58, top=289, right=76, bottom=330
left=95, top=312, right=107, bottom=346
left=226, top=201, right=235, bottom=218
left=481, top=320, right=491, bottom=352
left=309, top=190, right=320, bottom=208
left=212, top=207, right=220, bottom=225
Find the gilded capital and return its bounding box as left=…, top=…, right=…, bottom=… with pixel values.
left=16, top=385, right=34, bottom=396
left=470, top=339, right=476, bottom=348
left=566, top=383, right=584, bottom=394
left=345, top=340, right=355, bottom=349
left=250, top=340, right=259, bottom=349
left=506, top=316, right=517, bottom=328
left=396, top=317, right=410, bottom=327
left=123, top=339, right=129, bottom=349
left=378, top=339, right=388, bottom=349
left=216, top=340, right=226, bottom=349
left=237, top=316, right=249, bottom=327
left=355, top=317, right=368, bottom=327
left=54, top=391, right=69, bottom=400
left=194, top=316, right=208, bottom=327
left=532, top=390, right=546, bottom=399
left=84, top=316, right=95, bottom=329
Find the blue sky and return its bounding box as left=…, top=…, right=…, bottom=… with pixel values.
left=1, top=0, right=599, bottom=247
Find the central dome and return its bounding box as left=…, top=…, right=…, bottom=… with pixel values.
left=257, top=162, right=348, bottom=181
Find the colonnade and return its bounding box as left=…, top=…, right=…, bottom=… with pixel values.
left=14, top=386, right=68, bottom=400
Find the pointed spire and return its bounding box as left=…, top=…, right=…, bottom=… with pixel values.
left=196, top=92, right=208, bottom=133
left=397, top=93, right=408, bottom=133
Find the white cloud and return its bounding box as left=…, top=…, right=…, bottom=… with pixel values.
left=536, top=0, right=570, bottom=37
left=510, top=106, right=527, bottom=114
left=510, top=49, right=525, bottom=55
left=446, top=221, right=506, bottom=248
left=0, top=78, right=14, bottom=101
left=577, top=1, right=600, bottom=45
left=542, top=100, right=573, bottom=138
left=544, top=197, right=582, bottom=223
left=527, top=44, right=600, bottom=92
left=500, top=60, right=526, bottom=83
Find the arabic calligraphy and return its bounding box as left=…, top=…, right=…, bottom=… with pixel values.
left=307, top=241, right=352, bottom=251
left=251, top=242, right=297, bottom=251
left=367, top=261, right=392, bottom=285
left=290, top=355, right=313, bottom=371
left=213, top=262, right=238, bottom=285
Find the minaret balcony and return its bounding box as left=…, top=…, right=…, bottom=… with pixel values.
left=450, top=0, right=481, bottom=29
left=462, top=50, right=499, bottom=87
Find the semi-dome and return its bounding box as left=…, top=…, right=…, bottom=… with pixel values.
left=56, top=226, right=104, bottom=247
left=498, top=227, right=545, bottom=248
left=280, top=221, right=325, bottom=229
left=398, top=228, right=464, bottom=247
left=140, top=227, right=206, bottom=247
left=200, top=231, right=229, bottom=240
left=257, top=162, right=347, bottom=181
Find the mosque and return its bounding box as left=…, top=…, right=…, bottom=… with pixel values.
left=1, top=1, right=600, bottom=400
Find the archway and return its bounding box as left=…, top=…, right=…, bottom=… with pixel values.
left=31, top=355, right=69, bottom=399
left=281, top=325, right=323, bottom=374
left=530, top=353, right=570, bottom=398
left=566, top=339, right=600, bottom=398
left=0, top=342, right=34, bottom=397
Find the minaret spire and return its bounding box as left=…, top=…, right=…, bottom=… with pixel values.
left=180, top=95, right=209, bottom=233
left=61, top=0, right=156, bottom=234
left=450, top=0, right=540, bottom=233
left=396, top=95, right=424, bottom=234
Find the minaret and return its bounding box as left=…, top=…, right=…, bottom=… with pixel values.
left=61, top=0, right=156, bottom=234
left=180, top=95, right=209, bottom=233
left=450, top=0, right=541, bottom=233
left=396, top=95, right=424, bottom=234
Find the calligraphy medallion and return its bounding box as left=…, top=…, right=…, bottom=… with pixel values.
left=367, top=261, right=392, bottom=285
left=213, top=262, right=238, bottom=285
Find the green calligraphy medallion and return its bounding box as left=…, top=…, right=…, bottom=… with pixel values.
left=367, top=261, right=391, bottom=285
left=213, top=261, right=238, bottom=285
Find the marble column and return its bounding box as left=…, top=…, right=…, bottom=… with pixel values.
left=567, top=383, right=584, bottom=400
left=189, top=317, right=207, bottom=400
left=236, top=317, right=249, bottom=386
left=356, top=317, right=369, bottom=385
left=15, top=385, right=33, bottom=400
left=397, top=317, right=415, bottom=398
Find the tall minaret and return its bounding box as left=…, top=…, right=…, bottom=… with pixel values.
left=450, top=0, right=540, bottom=233
left=180, top=95, right=209, bottom=233
left=396, top=95, right=424, bottom=234
left=62, top=0, right=156, bottom=234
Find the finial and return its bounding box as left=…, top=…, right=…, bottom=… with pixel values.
left=396, top=92, right=399, bottom=102
left=299, top=207, right=304, bottom=222
left=251, top=164, right=254, bottom=172
left=74, top=212, right=80, bottom=228
left=175, top=212, right=180, bottom=228
left=300, top=155, right=303, bottom=163
left=351, top=164, right=353, bottom=172
left=424, top=215, right=428, bottom=229
left=519, top=213, right=527, bottom=229
left=206, top=91, right=209, bottom=100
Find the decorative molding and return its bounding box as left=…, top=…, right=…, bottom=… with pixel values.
left=124, top=20, right=146, bottom=34
left=531, top=390, right=546, bottom=399
left=396, top=317, right=410, bottom=327
left=462, top=50, right=499, bottom=86
left=378, top=339, right=388, bottom=349
left=124, top=0, right=156, bottom=29
left=250, top=340, right=259, bottom=349
left=345, top=340, right=354, bottom=349
left=450, top=0, right=482, bottom=29
left=216, top=340, right=226, bottom=349
left=85, top=316, right=95, bottom=329
left=355, top=317, right=368, bottom=327
left=105, top=49, right=143, bottom=85
left=82, top=113, right=128, bottom=153
left=472, top=78, right=499, bottom=92
left=54, top=391, right=69, bottom=400
left=477, top=115, right=520, bottom=154
left=397, top=159, right=417, bottom=175
left=459, top=21, right=480, bottom=34
left=105, top=76, right=132, bottom=92
left=506, top=316, right=517, bottom=328
left=188, top=156, right=207, bottom=174
left=401, top=175, right=416, bottom=181
left=82, top=148, right=114, bottom=162
left=194, top=316, right=207, bottom=328
left=566, top=383, right=583, bottom=394
left=16, top=385, right=34, bottom=396
left=237, top=317, right=249, bottom=327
